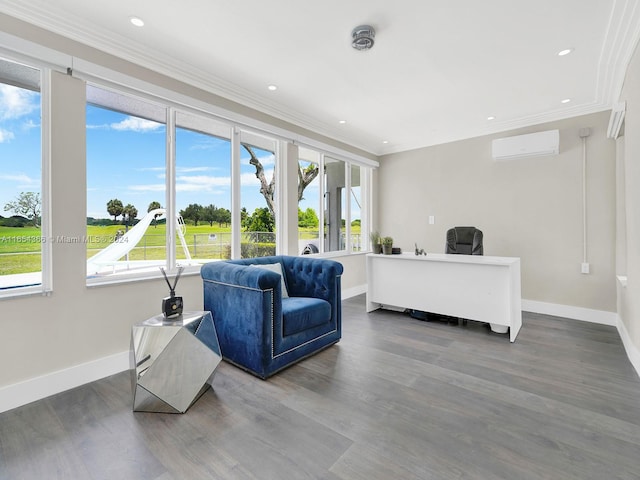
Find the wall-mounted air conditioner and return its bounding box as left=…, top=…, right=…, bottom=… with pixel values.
left=492, top=129, right=560, bottom=161
left=607, top=102, right=625, bottom=139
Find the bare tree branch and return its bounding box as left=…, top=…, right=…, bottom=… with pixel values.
left=244, top=144, right=319, bottom=216
left=244, top=144, right=275, bottom=216
left=298, top=163, right=319, bottom=202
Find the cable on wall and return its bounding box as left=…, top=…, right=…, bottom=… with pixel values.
left=579, top=127, right=591, bottom=271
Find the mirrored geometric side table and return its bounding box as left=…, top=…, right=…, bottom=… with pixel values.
left=130, top=311, right=221, bottom=413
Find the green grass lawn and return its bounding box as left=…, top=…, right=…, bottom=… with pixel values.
left=0, top=253, right=42, bottom=276
left=0, top=223, right=357, bottom=275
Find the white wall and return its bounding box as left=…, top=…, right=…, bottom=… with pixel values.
left=378, top=111, right=617, bottom=314
left=617, top=40, right=640, bottom=368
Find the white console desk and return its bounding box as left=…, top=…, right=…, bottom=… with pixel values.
left=366, top=253, right=522, bottom=342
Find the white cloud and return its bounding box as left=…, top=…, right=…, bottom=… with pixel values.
left=0, top=84, right=39, bottom=121
left=22, top=119, right=39, bottom=130
left=240, top=170, right=274, bottom=186
left=111, top=116, right=163, bottom=132
left=0, top=129, right=15, bottom=143
left=258, top=153, right=275, bottom=166
left=190, top=138, right=228, bottom=151
left=175, top=175, right=231, bottom=192
left=177, top=175, right=230, bottom=186
left=176, top=183, right=226, bottom=193
left=0, top=173, right=38, bottom=186
left=243, top=153, right=275, bottom=166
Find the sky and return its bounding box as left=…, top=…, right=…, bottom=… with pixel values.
left=0, top=84, right=41, bottom=217
left=0, top=82, right=345, bottom=225
left=0, top=82, right=287, bottom=222
left=86, top=104, right=280, bottom=221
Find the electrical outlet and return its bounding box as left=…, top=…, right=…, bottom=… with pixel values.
left=428, top=215, right=435, bottom=225
left=581, top=262, right=590, bottom=274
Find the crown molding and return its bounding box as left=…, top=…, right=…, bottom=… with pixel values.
left=378, top=100, right=611, bottom=156
left=597, top=0, right=640, bottom=104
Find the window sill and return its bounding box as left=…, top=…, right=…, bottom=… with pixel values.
left=0, top=285, right=51, bottom=301
left=86, top=264, right=203, bottom=289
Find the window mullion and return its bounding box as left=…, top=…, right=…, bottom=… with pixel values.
left=319, top=154, right=326, bottom=254
left=166, top=108, right=176, bottom=269
left=41, top=67, right=52, bottom=293
left=345, top=164, right=351, bottom=253
left=231, top=126, right=241, bottom=259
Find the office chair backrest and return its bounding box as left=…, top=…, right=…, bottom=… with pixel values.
left=446, top=226, right=483, bottom=255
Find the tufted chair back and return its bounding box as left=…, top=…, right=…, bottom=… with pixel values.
left=445, top=226, right=483, bottom=255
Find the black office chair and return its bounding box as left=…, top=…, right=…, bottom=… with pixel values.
left=445, top=226, right=483, bottom=255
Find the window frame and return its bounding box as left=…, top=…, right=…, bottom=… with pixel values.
left=0, top=48, right=377, bottom=292
left=0, top=54, right=52, bottom=299
left=297, top=148, right=373, bottom=257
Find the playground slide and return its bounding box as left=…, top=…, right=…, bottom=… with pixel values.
left=87, top=208, right=166, bottom=274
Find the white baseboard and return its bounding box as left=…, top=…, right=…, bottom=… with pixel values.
left=0, top=351, right=129, bottom=414
left=522, top=299, right=639, bottom=379
left=342, top=284, right=367, bottom=300
left=0, top=286, right=369, bottom=414
left=0, top=295, right=634, bottom=414
left=616, top=315, right=640, bottom=379
left=521, top=299, right=618, bottom=326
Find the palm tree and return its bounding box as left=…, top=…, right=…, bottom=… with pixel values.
left=122, top=204, right=138, bottom=228
left=148, top=201, right=162, bottom=227
left=107, top=199, right=123, bottom=222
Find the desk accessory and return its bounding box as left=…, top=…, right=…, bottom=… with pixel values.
left=160, top=266, right=184, bottom=319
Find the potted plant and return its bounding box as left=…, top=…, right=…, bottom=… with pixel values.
left=369, top=231, right=382, bottom=254
left=381, top=236, right=393, bottom=255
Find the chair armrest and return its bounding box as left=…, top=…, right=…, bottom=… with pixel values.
left=201, top=261, right=283, bottom=377
left=200, top=261, right=283, bottom=296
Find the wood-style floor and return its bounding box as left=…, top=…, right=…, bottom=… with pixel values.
left=2, top=295, right=640, bottom=480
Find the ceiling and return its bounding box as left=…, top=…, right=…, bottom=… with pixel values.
left=1, top=0, right=639, bottom=156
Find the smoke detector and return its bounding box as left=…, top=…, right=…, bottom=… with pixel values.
left=351, top=25, right=375, bottom=50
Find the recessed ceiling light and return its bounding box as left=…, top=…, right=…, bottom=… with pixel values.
left=558, top=48, right=573, bottom=56
left=382, top=140, right=389, bottom=144
left=130, top=16, right=145, bottom=27
left=338, top=120, right=347, bottom=124
left=487, top=116, right=495, bottom=121
left=267, top=85, right=277, bottom=91
left=561, top=98, right=571, bottom=104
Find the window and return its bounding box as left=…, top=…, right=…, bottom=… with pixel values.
left=324, top=156, right=347, bottom=253
left=349, top=164, right=363, bottom=252
left=240, top=131, right=278, bottom=258
left=298, top=148, right=321, bottom=255
left=84, top=77, right=372, bottom=283
left=86, top=85, right=167, bottom=279
left=0, top=57, right=44, bottom=293
left=175, top=111, right=232, bottom=262
left=86, top=84, right=287, bottom=283
left=298, top=148, right=370, bottom=255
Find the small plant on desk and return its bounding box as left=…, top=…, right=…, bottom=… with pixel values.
left=381, top=236, right=393, bottom=255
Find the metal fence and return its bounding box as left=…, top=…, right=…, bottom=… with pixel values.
left=86, top=231, right=364, bottom=261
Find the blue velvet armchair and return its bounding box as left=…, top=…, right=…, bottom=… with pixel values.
left=201, top=255, right=343, bottom=379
